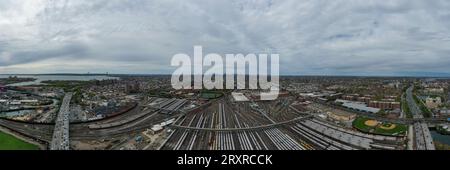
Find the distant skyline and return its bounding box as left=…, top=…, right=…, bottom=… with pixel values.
left=1, top=0, right=450, bottom=76
left=2, top=72, right=450, bottom=78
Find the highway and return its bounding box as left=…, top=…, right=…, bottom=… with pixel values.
left=50, top=92, right=73, bottom=150
left=405, top=86, right=435, bottom=150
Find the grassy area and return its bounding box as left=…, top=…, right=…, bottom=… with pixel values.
left=0, top=77, right=36, bottom=85
left=0, top=131, right=39, bottom=150
left=401, top=94, right=412, bottom=118
left=374, top=123, right=407, bottom=135
left=412, top=94, right=432, bottom=118
left=200, top=91, right=223, bottom=99
left=352, top=117, right=373, bottom=132
left=148, top=90, right=171, bottom=98
left=41, top=80, right=91, bottom=92
left=434, top=141, right=450, bottom=150
left=352, top=117, right=408, bottom=136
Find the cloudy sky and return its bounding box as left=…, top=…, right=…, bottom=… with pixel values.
left=1, top=0, right=450, bottom=76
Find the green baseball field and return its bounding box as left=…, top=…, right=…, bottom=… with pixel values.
left=352, top=117, right=408, bottom=136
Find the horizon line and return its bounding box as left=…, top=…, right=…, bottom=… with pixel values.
left=1, top=73, right=450, bottom=78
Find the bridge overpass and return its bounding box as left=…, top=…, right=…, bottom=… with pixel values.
left=50, top=92, right=72, bottom=150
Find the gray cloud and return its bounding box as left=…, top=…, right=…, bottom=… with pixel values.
left=1, top=0, right=450, bottom=76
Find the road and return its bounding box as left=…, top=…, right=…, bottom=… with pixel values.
left=405, top=86, right=435, bottom=150
left=50, top=92, right=72, bottom=150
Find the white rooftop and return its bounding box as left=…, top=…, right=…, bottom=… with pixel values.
left=232, top=92, right=249, bottom=102
left=336, top=99, right=380, bottom=113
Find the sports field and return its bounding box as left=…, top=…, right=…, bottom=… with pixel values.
left=352, top=117, right=407, bottom=136
left=0, top=131, right=39, bottom=150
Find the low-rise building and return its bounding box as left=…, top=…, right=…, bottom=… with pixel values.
left=326, top=111, right=356, bottom=122
left=424, top=88, right=444, bottom=94
left=0, top=84, right=6, bottom=93
left=425, top=97, right=442, bottom=109
left=232, top=92, right=249, bottom=102
left=335, top=99, right=380, bottom=113
left=439, top=109, right=450, bottom=116
left=368, top=101, right=400, bottom=110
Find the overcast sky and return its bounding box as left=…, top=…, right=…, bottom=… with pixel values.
left=1, top=0, right=450, bottom=76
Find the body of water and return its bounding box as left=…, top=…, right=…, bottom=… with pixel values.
left=430, top=130, right=450, bottom=145
left=0, top=75, right=119, bottom=86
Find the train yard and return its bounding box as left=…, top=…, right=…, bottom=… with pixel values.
left=160, top=96, right=407, bottom=150
left=0, top=94, right=434, bottom=150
